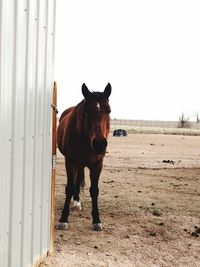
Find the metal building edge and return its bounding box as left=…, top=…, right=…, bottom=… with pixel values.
left=0, top=1, right=57, bottom=267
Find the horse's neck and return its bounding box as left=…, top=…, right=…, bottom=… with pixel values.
left=70, top=102, right=85, bottom=136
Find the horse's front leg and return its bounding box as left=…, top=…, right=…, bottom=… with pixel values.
left=89, top=161, right=103, bottom=231
left=58, top=159, right=77, bottom=230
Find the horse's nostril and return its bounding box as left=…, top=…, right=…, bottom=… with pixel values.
left=99, top=138, right=107, bottom=148
left=92, top=138, right=107, bottom=154
left=103, top=138, right=107, bottom=148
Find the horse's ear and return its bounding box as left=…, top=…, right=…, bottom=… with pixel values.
left=104, top=83, right=111, bottom=98
left=82, top=83, right=90, bottom=99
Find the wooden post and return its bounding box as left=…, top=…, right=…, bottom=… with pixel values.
left=50, top=81, right=57, bottom=254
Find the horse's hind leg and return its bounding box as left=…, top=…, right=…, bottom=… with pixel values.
left=57, top=160, right=77, bottom=230
left=73, top=168, right=84, bottom=211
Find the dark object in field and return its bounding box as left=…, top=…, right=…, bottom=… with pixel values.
left=195, top=228, right=200, bottom=233
left=113, top=129, right=128, bottom=137
left=191, top=226, right=200, bottom=237
left=191, top=232, right=199, bottom=237
left=57, top=83, right=112, bottom=231
left=162, top=159, right=175, bottom=165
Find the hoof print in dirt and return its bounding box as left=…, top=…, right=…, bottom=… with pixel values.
left=150, top=232, right=156, bottom=237
left=152, top=210, right=162, bottom=217
left=93, top=223, right=103, bottom=231
left=56, top=222, right=68, bottom=230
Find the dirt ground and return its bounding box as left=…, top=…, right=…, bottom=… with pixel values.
left=41, top=133, right=200, bottom=267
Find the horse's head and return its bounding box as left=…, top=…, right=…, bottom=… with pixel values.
left=82, top=83, right=112, bottom=155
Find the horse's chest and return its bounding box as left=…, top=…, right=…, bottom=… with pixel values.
left=69, top=145, right=103, bottom=166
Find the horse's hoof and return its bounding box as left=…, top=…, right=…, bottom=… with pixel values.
left=93, top=223, right=103, bottom=231
left=56, top=222, right=68, bottom=230
left=73, top=200, right=82, bottom=211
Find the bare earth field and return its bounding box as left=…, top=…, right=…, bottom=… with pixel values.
left=41, top=133, right=200, bottom=267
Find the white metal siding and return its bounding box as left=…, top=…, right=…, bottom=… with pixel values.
left=0, top=1, right=56, bottom=267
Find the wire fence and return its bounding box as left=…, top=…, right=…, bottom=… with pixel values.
left=111, top=119, right=200, bottom=136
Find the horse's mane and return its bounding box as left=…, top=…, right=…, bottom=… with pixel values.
left=71, top=100, right=86, bottom=135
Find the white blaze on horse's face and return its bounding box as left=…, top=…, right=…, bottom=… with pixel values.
left=96, top=102, right=100, bottom=111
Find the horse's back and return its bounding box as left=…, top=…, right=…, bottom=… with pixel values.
left=57, top=107, right=75, bottom=155
left=59, top=107, right=74, bottom=122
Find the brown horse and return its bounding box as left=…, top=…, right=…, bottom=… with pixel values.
left=57, top=83, right=112, bottom=231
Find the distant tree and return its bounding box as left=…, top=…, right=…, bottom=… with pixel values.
left=178, top=112, right=191, bottom=128
left=195, top=112, right=200, bottom=123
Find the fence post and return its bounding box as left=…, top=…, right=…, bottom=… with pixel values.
left=50, top=81, right=57, bottom=254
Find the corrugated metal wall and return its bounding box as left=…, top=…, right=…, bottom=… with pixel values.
left=0, top=1, right=56, bottom=267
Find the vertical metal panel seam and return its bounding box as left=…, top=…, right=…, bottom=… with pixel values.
left=46, top=0, right=52, bottom=251
left=31, top=0, right=40, bottom=263
left=0, top=2, right=3, bottom=266
left=48, top=0, right=57, bottom=250
left=40, top=0, right=49, bottom=255
left=0, top=0, right=2, bottom=106
left=47, top=0, right=53, bottom=250
left=52, top=0, right=57, bottom=76
left=20, top=0, right=30, bottom=266
left=8, top=1, right=17, bottom=266
left=0, top=2, right=13, bottom=265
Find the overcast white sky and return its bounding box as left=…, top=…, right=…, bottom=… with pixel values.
left=55, top=0, right=200, bottom=121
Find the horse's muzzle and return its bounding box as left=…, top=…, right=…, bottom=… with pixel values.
left=91, top=138, right=107, bottom=155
